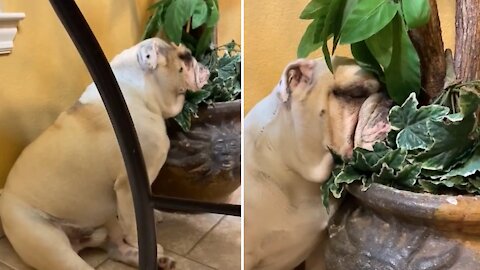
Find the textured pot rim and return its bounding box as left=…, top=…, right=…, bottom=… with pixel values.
left=347, top=183, right=480, bottom=223
left=200, top=99, right=241, bottom=113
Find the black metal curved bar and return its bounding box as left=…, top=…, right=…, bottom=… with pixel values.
left=152, top=195, right=241, bottom=216
left=48, top=1, right=158, bottom=269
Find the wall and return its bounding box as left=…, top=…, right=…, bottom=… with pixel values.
left=0, top=0, right=240, bottom=187
left=245, top=0, right=456, bottom=112
left=218, top=0, right=241, bottom=46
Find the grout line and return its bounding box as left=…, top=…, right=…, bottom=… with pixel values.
left=0, top=262, right=14, bottom=270
left=95, top=259, right=110, bottom=270
left=0, top=260, right=17, bottom=270
left=165, top=249, right=217, bottom=270
left=185, top=215, right=226, bottom=256
left=91, top=252, right=109, bottom=269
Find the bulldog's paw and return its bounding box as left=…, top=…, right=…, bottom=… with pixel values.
left=158, top=256, right=176, bottom=270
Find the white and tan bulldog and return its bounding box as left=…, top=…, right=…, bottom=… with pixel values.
left=244, top=57, right=391, bottom=270
left=0, top=38, right=209, bottom=270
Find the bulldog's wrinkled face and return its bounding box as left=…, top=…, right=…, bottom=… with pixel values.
left=277, top=57, right=391, bottom=165
left=137, top=38, right=210, bottom=92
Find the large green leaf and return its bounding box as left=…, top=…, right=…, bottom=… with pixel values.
left=206, top=0, right=219, bottom=27
left=365, top=21, right=393, bottom=68
left=192, top=1, right=208, bottom=29
left=384, top=14, right=421, bottom=105
left=195, top=26, right=214, bottom=57
left=297, top=19, right=324, bottom=58
left=164, top=0, right=199, bottom=43
left=351, top=41, right=384, bottom=80
left=401, top=0, right=431, bottom=29
left=316, top=0, right=347, bottom=47
left=388, top=93, right=449, bottom=150
left=142, top=5, right=164, bottom=40
left=300, top=0, right=331, bottom=19
left=340, top=0, right=398, bottom=44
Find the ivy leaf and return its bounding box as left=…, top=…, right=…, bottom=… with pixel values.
left=300, top=0, right=331, bottom=19
left=192, top=1, right=209, bottom=29
left=322, top=175, right=335, bottom=209
left=395, top=164, right=422, bottom=187
left=352, top=144, right=406, bottom=172
left=174, top=100, right=198, bottom=132
left=416, top=115, right=476, bottom=170
left=401, top=0, right=431, bottom=29
left=334, top=166, right=362, bottom=184
left=217, top=54, right=241, bottom=80
left=185, top=90, right=211, bottom=104
left=365, top=21, right=393, bottom=68
left=459, top=88, right=480, bottom=118
left=388, top=93, right=450, bottom=150
left=340, top=0, right=398, bottom=44
left=384, top=14, right=421, bottom=105
left=371, top=163, right=420, bottom=187
left=351, top=143, right=388, bottom=171
left=442, top=148, right=480, bottom=179
left=164, top=0, right=199, bottom=43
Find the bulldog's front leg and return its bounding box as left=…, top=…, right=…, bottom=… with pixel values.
left=113, top=176, right=175, bottom=269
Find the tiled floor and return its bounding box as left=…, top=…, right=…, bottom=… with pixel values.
left=0, top=189, right=241, bottom=270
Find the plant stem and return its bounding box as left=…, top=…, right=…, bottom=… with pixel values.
left=454, top=0, right=480, bottom=82
left=408, top=0, right=446, bottom=104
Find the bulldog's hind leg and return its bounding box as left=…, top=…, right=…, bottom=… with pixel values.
left=0, top=193, right=93, bottom=270
left=103, top=217, right=176, bottom=270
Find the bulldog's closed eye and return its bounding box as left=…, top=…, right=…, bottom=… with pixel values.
left=332, top=85, right=371, bottom=99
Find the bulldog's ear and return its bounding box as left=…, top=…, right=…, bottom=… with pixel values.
left=137, top=39, right=167, bottom=71
left=276, top=59, right=316, bottom=103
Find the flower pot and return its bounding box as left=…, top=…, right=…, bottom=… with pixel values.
left=152, top=100, right=241, bottom=203
left=324, top=183, right=480, bottom=269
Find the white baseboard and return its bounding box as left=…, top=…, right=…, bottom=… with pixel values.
left=0, top=12, right=25, bottom=55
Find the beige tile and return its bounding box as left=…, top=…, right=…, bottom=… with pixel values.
left=188, top=216, right=241, bottom=270
left=0, top=262, right=13, bottom=270
left=96, top=260, right=136, bottom=270
left=79, top=248, right=109, bottom=268
left=0, top=216, right=4, bottom=239
left=0, top=238, right=33, bottom=270
left=227, top=187, right=241, bottom=205
left=165, top=251, right=214, bottom=270
left=156, top=212, right=223, bottom=255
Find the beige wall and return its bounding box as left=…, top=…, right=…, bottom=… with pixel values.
left=0, top=0, right=240, bottom=187
left=218, top=0, right=241, bottom=46
left=245, top=0, right=456, bottom=112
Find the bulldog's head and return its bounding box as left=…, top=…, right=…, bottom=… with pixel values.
left=136, top=38, right=210, bottom=92
left=275, top=57, right=391, bottom=182
left=108, top=38, right=210, bottom=118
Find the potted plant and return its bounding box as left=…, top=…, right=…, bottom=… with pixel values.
left=299, top=0, right=480, bottom=268
left=142, top=0, right=241, bottom=202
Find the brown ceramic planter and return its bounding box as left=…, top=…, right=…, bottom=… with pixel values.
left=152, top=100, right=241, bottom=203
left=325, top=183, right=480, bottom=269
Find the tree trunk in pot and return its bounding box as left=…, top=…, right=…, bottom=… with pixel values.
left=454, top=0, right=480, bottom=81
left=409, top=0, right=446, bottom=102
